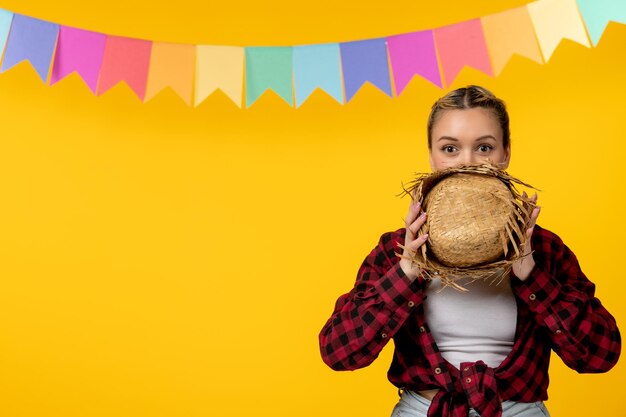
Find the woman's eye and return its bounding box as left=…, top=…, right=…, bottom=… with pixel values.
left=478, top=144, right=493, bottom=152
left=442, top=145, right=456, bottom=153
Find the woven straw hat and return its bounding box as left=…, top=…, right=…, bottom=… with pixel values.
left=399, top=163, right=538, bottom=291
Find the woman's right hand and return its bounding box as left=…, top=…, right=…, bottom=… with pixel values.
left=399, top=198, right=429, bottom=280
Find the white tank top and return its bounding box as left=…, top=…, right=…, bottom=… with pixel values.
left=423, top=275, right=517, bottom=369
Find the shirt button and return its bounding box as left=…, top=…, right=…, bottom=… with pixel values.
left=465, top=378, right=472, bottom=384
left=529, top=294, right=537, bottom=301
left=381, top=333, right=388, bottom=339
left=408, top=301, right=415, bottom=308
left=434, top=367, right=442, bottom=375
left=463, top=367, right=470, bottom=372
left=555, top=329, right=562, bottom=335
left=419, top=326, right=426, bottom=333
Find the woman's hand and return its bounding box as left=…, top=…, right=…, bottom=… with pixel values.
left=511, top=192, right=541, bottom=281
left=399, top=197, right=429, bottom=280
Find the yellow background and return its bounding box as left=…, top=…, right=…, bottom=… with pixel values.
left=0, top=1, right=624, bottom=416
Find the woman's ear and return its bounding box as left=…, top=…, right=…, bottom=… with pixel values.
left=502, top=145, right=511, bottom=169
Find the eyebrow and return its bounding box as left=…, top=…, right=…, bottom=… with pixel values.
left=436, top=135, right=497, bottom=143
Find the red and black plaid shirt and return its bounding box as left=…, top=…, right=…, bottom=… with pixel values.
left=319, top=224, right=621, bottom=417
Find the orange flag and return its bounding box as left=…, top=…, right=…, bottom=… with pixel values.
left=97, top=36, right=152, bottom=100
left=434, top=19, right=493, bottom=86
left=144, top=42, right=195, bottom=106
left=481, top=7, right=543, bottom=75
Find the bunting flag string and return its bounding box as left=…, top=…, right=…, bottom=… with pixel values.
left=0, top=0, right=624, bottom=108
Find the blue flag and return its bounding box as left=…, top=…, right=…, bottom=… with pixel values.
left=1, top=14, right=59, bottom=82
left=340, top=38, right=392, bottom=102
left=293, top=43, right=343, bottom=107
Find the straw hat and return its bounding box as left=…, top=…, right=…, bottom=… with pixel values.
left=399, top=163, right=538, bottom=291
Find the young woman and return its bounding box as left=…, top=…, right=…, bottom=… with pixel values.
left=319, top=86, right=621, bottom=417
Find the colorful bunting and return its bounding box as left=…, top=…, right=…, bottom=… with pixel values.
left=434, top=19, right=493, bottom=86
left=50, top=26, right=106, bottom=93
left=1, top=14, right=59, bottom=82
left=577, top=0, right=626, bottom=46
left=97, top=36, right=152, bottom=100
left=0, top=1, right=623, bottom=108
left=195, top=45, right=244, bottom=108
left=245, top=47, right=293, bottom=107
left=340, top=38, right=392, bottom=102
left=0, top=9, right=13, bottom=57
left=527, top=0, right=590, bottom=61
left=481, top=7, right=543, bottom=75
left=145, top=42, right=195, bottom=106
left=387, top=30, right=442, bottom=95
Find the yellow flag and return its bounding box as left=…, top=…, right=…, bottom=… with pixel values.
left=481, top=6, right=543, bottom=75
left=144, top=42, right=195, bottom=106
left=195, top=45, right=244, bottom=108
left=527, top=0, right=591, bottom=61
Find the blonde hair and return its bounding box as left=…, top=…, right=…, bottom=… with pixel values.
left=427, top=85, right=510, bottom=150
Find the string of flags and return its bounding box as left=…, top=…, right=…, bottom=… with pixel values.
left=0, top=0, right=623, bottom=108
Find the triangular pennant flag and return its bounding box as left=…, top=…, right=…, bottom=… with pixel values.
left=50, top=26, right=106, bottom=93
left=145, top=42, right=195, bottom=106
left=434, top=19, right=493, bottom=86
left=340, top=38, right=392, bottom=102
left=387, top=30, right=441, bottom=95
left=0, top=9, right=13, bottom=57
left=245, top=47, right=293, bottom=107
left=481, top=7, right=543, bottom=75
left=97, top=35, right=152, bottom=100
left=195, top=45, right=244, bottom=108
left=577, top=0, right=626, bottom=46
left=527, top=0, right=590, bottom=61
left=293, top=43, right=343, bottom=107
left=1, top=14, right=59, bottom=82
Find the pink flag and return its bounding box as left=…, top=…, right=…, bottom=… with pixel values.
left=97, top=35, right=152, bottom=100
left=50, top=26, right=106, bottom=93
left=434, top=19, right=493, bottom=86
left=387, top=30, right=442, bottom=95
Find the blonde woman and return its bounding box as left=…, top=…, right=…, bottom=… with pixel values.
left=319, top=86, right=621, bottom=417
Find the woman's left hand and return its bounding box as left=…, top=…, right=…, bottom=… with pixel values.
left=511, top=192, right=541, bottom=281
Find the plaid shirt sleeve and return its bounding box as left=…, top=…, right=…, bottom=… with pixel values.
left=510, top=224, right=621, bottom=373
left=319, top=229, right=426, bottom=371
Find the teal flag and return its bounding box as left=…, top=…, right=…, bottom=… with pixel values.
left=245, top=47, right=293, bottom=107
left=577, top=0, right=626, bottom=46
left=0, top=9, right=13, bottom=56
left=293, top=43, right=343, bottom=107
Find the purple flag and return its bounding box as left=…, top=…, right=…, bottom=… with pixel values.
left=1, top=14, right=59, bottom=82
left=50, top=26, right=106, bottom=93
left=340, top=38, right=392, bottom=102
left=387, top=30, right=442, bottom=95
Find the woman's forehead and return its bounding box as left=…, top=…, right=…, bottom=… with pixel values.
left=434, top=108, right=501, bottom=134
